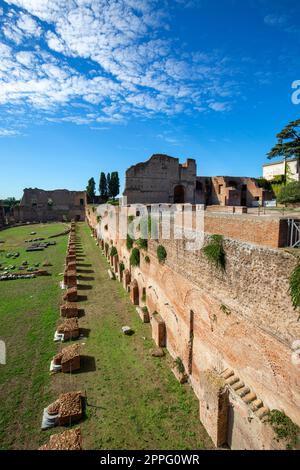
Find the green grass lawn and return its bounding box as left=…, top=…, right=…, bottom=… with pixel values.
left=0, top=222, right=213, bottom=450
left=0, top=223, right=68, bottom=450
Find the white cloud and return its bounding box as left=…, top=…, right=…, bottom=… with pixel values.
left=264, top=14, right=287, bottom=26
left=0, top=128, right=21, bottom=136
left=0, top=0, right=239, bottom=134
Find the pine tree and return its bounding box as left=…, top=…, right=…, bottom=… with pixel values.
left=267, top=119, right=300, bottom=185
left=109, top=172, right=120, bottom=200
left=86, top=177, right=96, bottom=203
left=107, top=173, right=111, bottom=199
left=99, top=172, right=107, bottom=199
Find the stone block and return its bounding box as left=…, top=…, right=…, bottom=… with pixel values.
left=151, top=312, right=166, bottom=347
left=60, top=303, right=78, bottom=318
left=136, top=306, right=150, bottom=323
left=64, top=287, right=77, bottom=302
left=199, top=369, right=229, bottom=447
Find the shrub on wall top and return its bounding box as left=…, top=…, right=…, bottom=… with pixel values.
left=157, top=245, right=167, bottom=264
left=136, top=238, right=148, bottom=250
left=110, top=246, right=118, bottom=257
left=126, top=234, right=134, bottom=251
left=202, top=234, right=226, bottom=270
left=175, top=357, right=185, bottom=375
left=119, top=262, right=125, bottom=273
left=130, top=248, right=140, bottom=267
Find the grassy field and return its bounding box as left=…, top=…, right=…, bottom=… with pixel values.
left=0, top=222, right=213, bottom=450
left=0, top=223, right=68, bottom=450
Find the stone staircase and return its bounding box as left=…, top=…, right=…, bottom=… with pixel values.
left=221, top=368, right=269, bottom=420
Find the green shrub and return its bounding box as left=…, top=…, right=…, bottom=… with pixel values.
left=144, top=255, right=150, bottom=264
left=175, top=357, right=185, bottom=374
left=119, top=262, right=125, bottom=273
left=277, top=182, right=300, bottom=205
left=126, top=234, right=134, bottom=250
left=268, top=410, right=300, bottom=449
left=202, top=234, right=226, bottom=270
left=256, top=178, right=272, bottom=190
left=128, top=215, right=135, bottom=223
left=110, top=246, right=118, bottom=257
left=130, top=248, right=140, bottom=267
left=157, top=245, right=167, bottom=263
left=142, top=306, right=148, bottom=314
left=220, top=304, right=231, bottom=316
left=136, top=238, right=148, bottom=250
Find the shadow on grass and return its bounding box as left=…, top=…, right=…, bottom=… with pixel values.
left=77, top=269, right=94, bottom=274
left=79, top=327, right=91, bottom=338
left=77, top=263, right=92, bottom=267
left=77, top=284, right=92, bottom=290
left=77, top=294, right=88, bottom=301
left=77, top=275, right=95, bottom=281
left=73, top=356, right=96, bottom=374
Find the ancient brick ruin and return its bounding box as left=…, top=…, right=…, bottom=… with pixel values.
left=123, top=154, right=273, bottom=207
left=14, top=188, right=86, bottom=223
left=87, top=203, right=300, bottom=450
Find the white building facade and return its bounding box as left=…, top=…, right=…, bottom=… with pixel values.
left=263, top=158, right=300, bottom=181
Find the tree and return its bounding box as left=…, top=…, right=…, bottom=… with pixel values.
left=86, top=177, right=96, bottom=203
left=109, top=171, right=120, bottom=200
left=107, top=173, right=111, bottom=198
left=277, top=182, right=300, bottom=205
left=267, top=119, right=300, bottom=184
left=99, top=172, right=107, bottom=199
left=3, top=197, right=19, bottom=208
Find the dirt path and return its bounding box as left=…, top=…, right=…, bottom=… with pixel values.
left=50, top=223, right=213, bottom=450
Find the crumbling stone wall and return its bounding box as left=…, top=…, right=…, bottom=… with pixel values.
left=196, top=176, right=273, bottom=207
left=123, top=154, right=273, bottom=207
left=0, top=204, right=5, bottom=228
left=124, top=154, right=197, bottom=204
left=88, top=204, right=300, bottom=449
left=17, top=188, right=86, bottom=222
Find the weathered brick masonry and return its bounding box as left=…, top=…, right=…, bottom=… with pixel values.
left=87, top=205, right=300, bottom=450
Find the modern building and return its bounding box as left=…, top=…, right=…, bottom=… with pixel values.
left=123, top=154, right=273, bottom=207
left=263, top=158, right=300, bottom=182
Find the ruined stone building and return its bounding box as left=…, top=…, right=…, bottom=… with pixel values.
left=0, top=203, right=5, bottom=228
left=123, top=154, right=273, bottom=207
left=14, top=188, right=86, bottom=223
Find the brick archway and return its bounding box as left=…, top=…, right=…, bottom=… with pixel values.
left=174, top=185, right=185, bottom=204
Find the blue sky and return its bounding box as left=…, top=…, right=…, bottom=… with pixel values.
left=0, top=0, right=299, bottom=199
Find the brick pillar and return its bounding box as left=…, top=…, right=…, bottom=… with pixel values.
left=199, top=369, right=229, bottom=447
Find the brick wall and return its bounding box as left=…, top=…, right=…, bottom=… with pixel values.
left=203, top=212, right=288, bottom=248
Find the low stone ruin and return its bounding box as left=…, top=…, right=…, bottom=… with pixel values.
left=39, top=428, right=82, bottom=451
left=63, top=286, right=78, bottom=302
left=41, top=391, right=84, bottom=430
left=51, top=344, right=80, bottom=373
left=63, top=270, right=77, bottom=288
left=60, top=302, right=78, bottom=318
left=55, top=318, right=80, bottom=341
left=150, top=312, right=166, bottom=348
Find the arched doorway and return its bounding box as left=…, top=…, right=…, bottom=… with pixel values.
left=174, top=185, right=185, bottom=204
